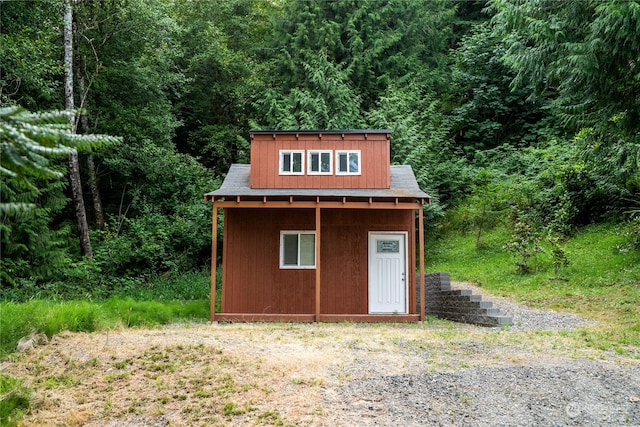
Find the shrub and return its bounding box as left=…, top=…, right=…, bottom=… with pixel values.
left=504, top=219, right=545, bottom=274
left=548, top=234, right=570, bottom=277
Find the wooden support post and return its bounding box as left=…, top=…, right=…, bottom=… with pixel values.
left=210, top=203, right=218, bottom=322
left=419, top=204, right=425, bottom=322
left=315, top=206, right=321, bottom=322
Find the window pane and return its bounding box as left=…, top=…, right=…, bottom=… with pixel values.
left=349, top=152, right=359, bottom=173
left=338, top=153, right=347, bottom=172
left=292, top=152, right=302, bottom=173
left=283, top=234, right=298, bottom=265
left=299, top=234, right=315, bottom=266
left=320, top=152, right=330, bottom=172
left=282, top=153, right=291, bottom=172
left=310, top=153, right=319, bottom=172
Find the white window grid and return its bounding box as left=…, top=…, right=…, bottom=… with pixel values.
left=335, top=150, right=361, bottom=175
left=280, top=231, right=316, bottom=269
left=279, top=150, right=305, bottom=175
left=307, top=150, right=333, bottom=175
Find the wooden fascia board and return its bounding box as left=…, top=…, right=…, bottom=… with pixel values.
left=212, top=199, right=423, bottom=210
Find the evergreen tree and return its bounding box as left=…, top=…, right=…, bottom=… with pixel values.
left=257, top=0, right=456, bottom=128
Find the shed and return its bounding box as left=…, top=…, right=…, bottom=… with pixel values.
left=204, top=130, right=431, bottom=322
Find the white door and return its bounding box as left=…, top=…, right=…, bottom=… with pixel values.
left=368, top=232, right=408, bottom=314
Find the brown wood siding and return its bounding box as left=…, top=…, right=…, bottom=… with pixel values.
left=222, top=208, right=316, bottom=314
left=320, top=209, right=415, bottom=314
left=249, top=133, right=390, bottom=189
left=221, top=208, right=415, bottom=315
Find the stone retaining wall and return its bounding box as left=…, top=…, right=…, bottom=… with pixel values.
left=417, top=272, right=511, bottom=327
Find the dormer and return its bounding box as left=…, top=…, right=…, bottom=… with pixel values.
left=249, top=130, right=391, bottom=189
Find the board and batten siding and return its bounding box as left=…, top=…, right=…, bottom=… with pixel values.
left=221, top=208, right=416, bottom=315
left=249, top=132, right=391, bottom=189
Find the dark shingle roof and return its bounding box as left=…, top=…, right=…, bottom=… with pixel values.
left=205, top=164, right=430, bottom=200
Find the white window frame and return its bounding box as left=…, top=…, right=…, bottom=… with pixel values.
left=335, top=150, right=361, bottom=175
left=307, top=150, right=333, bottom=175
left=279, top=150, right=305, bottom=175
left=280, top=231, right=316, bottom=269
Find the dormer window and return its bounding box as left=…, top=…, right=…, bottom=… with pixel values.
left=308, top=150, right=332, bottom=175
left=336, top=150, right=361, bottom=175
left=279, top=150, right=304, bottom=175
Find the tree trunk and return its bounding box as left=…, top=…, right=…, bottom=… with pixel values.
left=76, top=51, right=105, bottom=230
left=86, top=154, right=104, bottom=230
left=65, top=0, right=93, bottom=258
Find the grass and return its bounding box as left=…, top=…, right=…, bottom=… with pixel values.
left=0, top=298, right=208, bottom=358
left=0, top=374, right=30, bottom=427
left=427, top=222, right=640, bottom=352
left=0, top=270, right=216, bottom=425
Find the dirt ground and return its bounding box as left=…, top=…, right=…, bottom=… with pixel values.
left=2, top=319, right=639, bottom=426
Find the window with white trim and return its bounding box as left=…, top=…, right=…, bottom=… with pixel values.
left=336, top=150, right=361, bottom=175
left=308, top=150, right=332, bottom=174
left=280, top=231, right=316, bottom=268
left=279, top=150, right=304, bottom=175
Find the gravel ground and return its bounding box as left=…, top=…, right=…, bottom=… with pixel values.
left=452, top=281, right=595, bottom=331
left=332, top=361, right=640, bottom=426
left=325, top=287, right=638, bottom=426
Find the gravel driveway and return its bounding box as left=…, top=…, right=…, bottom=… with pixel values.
left=333, top=361, right=640, bottom=426
left=3, top=292, right=639, bottom=426
left=326, top=282, right=637, bottom=427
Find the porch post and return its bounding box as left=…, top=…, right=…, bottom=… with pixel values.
left=419, top=202, right=425, bottom=321
left=315, top=206, right=321, bottom=322
left=210, top=202, right=218, bottom=322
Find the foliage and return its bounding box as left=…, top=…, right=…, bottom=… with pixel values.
left=0, top=106, right=117, bottom=288
left=256, top=0, right=456, bottom=129
left=172, top=0, right=275, bottom=174
left=93, top=142, right=215, bottom=280
left=446, top=21, right=556, bottom=153
left=257, top=51, right=365, bottom=129
left=467, top=169, right=510, bottom=247
left=366, top=85, right=450, bottom=197
left=0, top=374, right=31, bottom=427
left=489, top=0, right=640, bottom=213
left=504, top=216, right=545, bottom=274
left=0, top=106, right=117, bottom=196
left=619, top=217, right=640, bottom=253
left=490, top=0, right=640, bottom=134
left=547, top=234, right=570, bottom=278
left=0, top=0, right=63, bottom=109
left=0, top=178, right=71, bottom=287
left=1, top=0, right=638, bottom=300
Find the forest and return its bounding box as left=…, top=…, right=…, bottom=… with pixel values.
left=1, top=0, right=639, bottom=300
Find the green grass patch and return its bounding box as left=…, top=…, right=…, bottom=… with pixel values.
left=0, top=374, right=31, bottom=427
left=0, top=269, right=217, bottom=358
left=0, top=298, right=209, bottom=358
left=427, top=223, right=640, bottom=352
